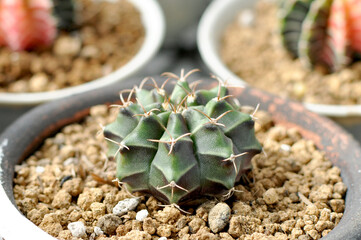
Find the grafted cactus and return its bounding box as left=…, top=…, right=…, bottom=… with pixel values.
left=0, top=0, right=75, bottom=51
left=104, top=70, right=262, bottom=205
left=0, top=0, right=56, bottom=51
left=279, top=0, right=361, bottom=72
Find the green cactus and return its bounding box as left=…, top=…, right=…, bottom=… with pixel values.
left=279, top=0, right=361, bottom=72
left=103, top=70, right=262, bottom=205
left=52, top=0, right=76, bottom=31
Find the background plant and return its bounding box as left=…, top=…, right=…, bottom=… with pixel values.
left=0, top=0, right=75, bottom=51
left=280, top=0, right=361, bottom=72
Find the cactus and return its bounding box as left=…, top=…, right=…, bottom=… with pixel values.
left=103, top=70, right=262, bottom=205
left=0, top=0, right=56, bottom=51
left=0, top=0, right=76, bottom=51
left=280, top=0, right=361, bottom=72
left=52, top=0, right=76, bottom=31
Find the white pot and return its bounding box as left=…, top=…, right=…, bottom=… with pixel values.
left=197, top=0, right=361, bottom=140
left=0, top=0, right=165, bottom=106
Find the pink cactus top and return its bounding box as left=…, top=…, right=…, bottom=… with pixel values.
left=0, top=0, right=56, bottom=51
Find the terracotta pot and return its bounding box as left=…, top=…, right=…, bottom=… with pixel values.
left=0, top=76, right=361, bottom=239
left=197, top=0, right=361, bottom=142
left=0, top=0, right=165, bottom=132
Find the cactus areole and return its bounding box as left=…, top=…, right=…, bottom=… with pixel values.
left=104, top=70, right=262, bottom=205
left=280, top=0, right=361, bottom=72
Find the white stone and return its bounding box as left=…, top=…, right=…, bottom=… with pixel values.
left=136, top=209, right=149, bottom=221
left=94, top=226, right=104, bottom=236
left=63, top=157, right=78, bottom=166
left=68, top=221, right=87, bottom=238
left=35, top=166, right=45, bottom=174
left=158, top=237, right=167, bottom=240
left=280, top=144, right=291, bottom=152
left=238, top=9, right=254, bottom=27
left=113, top=197, right=140, bottom=216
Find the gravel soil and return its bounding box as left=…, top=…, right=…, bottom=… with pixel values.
left=13, top=103, right=346, bottom=240
left=221, top=0, right=361, bottom=105
left=0, top=0, right=144, bottom=93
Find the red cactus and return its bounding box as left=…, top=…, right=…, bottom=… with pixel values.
left=281, top=0, right=361, bottom=71
left=345, top=0, right=361, bottom=54
left=326, top=0, right=349, bottom=70
left=0, top=0, right=56, bottom=51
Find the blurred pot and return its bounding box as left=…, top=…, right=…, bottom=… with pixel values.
left=0, top=0, right=165, bottom=132
left=197, top=0, right=361, bottom=141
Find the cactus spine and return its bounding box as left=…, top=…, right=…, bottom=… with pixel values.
left=104, top=70, right=262, bottom=205
left=280, top=0, right=361, bottom=72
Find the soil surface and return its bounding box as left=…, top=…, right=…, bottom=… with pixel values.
left=221, top=0, right=361, bottom=105
left=0, top=0, right=144, bottom=93
left=13, top=104, right=346, bottom=240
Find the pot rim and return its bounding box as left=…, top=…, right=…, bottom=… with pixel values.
left=1, top=76, right=361, bottom=239
left=0, top=0, right=165, bottom=106
left=197, top=0, right=361, bottom=118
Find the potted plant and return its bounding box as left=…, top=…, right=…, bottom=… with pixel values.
left=0, top=0, right=165, bottom=132
left=197, top=0, right=361, bottom=141
left=0, top=70, right=360, bottom=239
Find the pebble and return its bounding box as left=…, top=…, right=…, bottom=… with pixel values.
left=136, top=209, right=149, bottom=221
left=158, top=237, right=167, bottom=240
left=293, top=82, right=306, bottom=99
left=94, top=226, right=104, bottom=236
left=333, top=182, right=347, bottom=196
left=35, top=166, right=45, bottom=174
left=54, top=36, right=81, bottom=57
left=80, top=45, right=99, bottom=58
left=238, top=9, right=254, bottom=27
left=97, top=214, right=122, bottom=235
left=113, top=197, right=140, bottom=216
left=67, top=221, right=86, bottom=238
left=29, top=73, right=49, bottom=92
left=90, top=202, right=106, bottom=219
left=77, top=188, right=103, bottom=210
left=52, top=190, right=72, bottom=208
left=208, top=203, right=231, bottom=233
left=280, top=144, right=291, bottom=152
left=263, top=188, right=279, bottom=204
left=329, top=199, right=345, bottom=213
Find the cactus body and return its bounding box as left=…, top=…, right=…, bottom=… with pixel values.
left=52, top=0, right=76, bottom=31
left=104, top=71, right=262, bottom=205
left=0, top=0, right=56, bottom=51
left=280, top=0, right=313, bottom=57
left=345, top=0, right=361, bottom=55
left=280, top=0, right=361, bottom=72
left=0, top=0, right=76, bottom=51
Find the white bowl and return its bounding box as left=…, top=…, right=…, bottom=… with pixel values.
left=0, top=0, right=165, bottom=106
left=197, top=0, right=361, bottom=137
